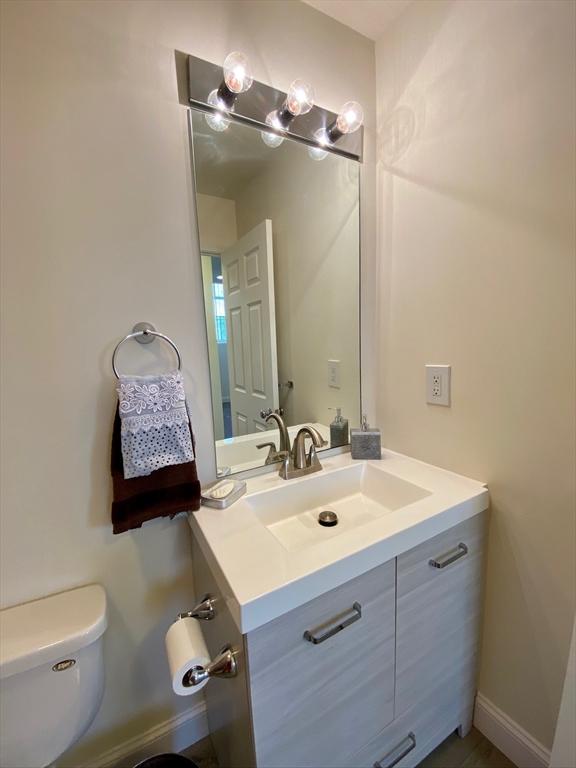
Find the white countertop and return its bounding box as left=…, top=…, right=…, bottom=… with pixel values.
left=189, top=449, right=489, bottom=634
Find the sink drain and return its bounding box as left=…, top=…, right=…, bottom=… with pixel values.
left=318, top=510, right=338, bottom=527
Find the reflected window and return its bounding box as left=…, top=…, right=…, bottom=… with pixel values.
left=212, top=281, right=227, bottom=343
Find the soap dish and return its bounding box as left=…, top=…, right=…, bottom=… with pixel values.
left=201, top=479, right=247, bottom=509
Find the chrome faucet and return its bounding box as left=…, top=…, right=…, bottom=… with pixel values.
left=264, top=412, right=291, bottom=454
left=257, top=412, right=291, bottom=466
left=258, top=413, right=328, bottom=479
left=282, top=425, right=327, bottom=480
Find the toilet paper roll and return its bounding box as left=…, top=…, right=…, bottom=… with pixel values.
left=165, top=616, right=211, bottom=695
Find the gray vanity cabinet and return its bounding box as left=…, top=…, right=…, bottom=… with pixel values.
left=395, top=514, right=486, bottom=719
left=246, top=561, right=396, bottom=768
left=192, top=512, right=486, bottom=768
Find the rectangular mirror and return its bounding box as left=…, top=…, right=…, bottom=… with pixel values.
left=190, top=109, right=360, bottom=476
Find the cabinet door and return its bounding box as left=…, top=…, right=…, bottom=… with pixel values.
left=246, top=561, right=396, bottom=768
left=396, top=513, right=486, bottom=717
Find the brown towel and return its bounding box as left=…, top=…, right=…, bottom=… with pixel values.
left=111, top=408, right=201, bottom=534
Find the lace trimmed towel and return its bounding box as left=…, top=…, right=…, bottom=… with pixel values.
left=116, top=371, right=194, bottom=479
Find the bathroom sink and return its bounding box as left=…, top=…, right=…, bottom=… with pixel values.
left=246, top=463, right=431, bottom=551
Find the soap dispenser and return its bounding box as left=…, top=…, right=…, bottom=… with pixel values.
left=350, top=414, right=382, bottom=460
left=329, top=408, right=349, bottom=448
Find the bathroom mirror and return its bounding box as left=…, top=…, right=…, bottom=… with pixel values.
left=190, top=109, right=360, bottom=476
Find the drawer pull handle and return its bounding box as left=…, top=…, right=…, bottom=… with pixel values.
left=303, top=602, right=362, bottom=644
left=429, top=542, right=468, bottom=569
left=374, top=732, right=416, bottom=768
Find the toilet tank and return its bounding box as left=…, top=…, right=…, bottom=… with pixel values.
left=0, top=584, right=107, bottom=768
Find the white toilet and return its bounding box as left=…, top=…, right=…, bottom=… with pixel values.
left=0, top=584, right=107, bottom=768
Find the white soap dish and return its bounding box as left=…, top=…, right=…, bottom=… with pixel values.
left=201, top=479, right=247, bottom=509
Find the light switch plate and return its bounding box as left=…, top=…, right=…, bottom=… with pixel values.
left=426, top=365, right=451, bottom=406
left=328, top=359, right=341, bottom=389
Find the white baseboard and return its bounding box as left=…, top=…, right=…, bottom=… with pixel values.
left=474, top=692, right=551, bottom=768
left=86, top=699, right=208, bottom=768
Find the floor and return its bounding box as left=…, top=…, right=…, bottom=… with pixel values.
left=181, top=727, right=516, bottom=768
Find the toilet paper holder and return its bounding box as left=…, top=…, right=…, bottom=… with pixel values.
left=176, top=595, right=215, bottom=622
left=182, top=645, right=238, bottom=687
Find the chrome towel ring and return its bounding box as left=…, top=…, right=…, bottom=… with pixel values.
left=112, top=322, right=182, bottom=378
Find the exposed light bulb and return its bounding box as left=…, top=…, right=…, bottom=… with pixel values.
left=261, top=131, right=284, bottom=148
left=205, top=89, right=230, bottom=132
left=274, top=79, right=315, bottom=129
left=261, top=111, right=285, bottom=148
left=325, top=101, right=364, bottom=144
left=308, top=146, right=328, bottom=161
left=335, top=101, right=364, bottom=135
left=222, top=51, right=253, bottom=95
left=285, top=79, right=315, bottom=117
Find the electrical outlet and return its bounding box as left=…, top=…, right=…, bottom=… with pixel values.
left=426, top=365, right=451, bottom=406
left=328, top=359, right=341, bottom=389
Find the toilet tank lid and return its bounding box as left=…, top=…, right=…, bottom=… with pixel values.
left=0, top=584, right=107, bottom=679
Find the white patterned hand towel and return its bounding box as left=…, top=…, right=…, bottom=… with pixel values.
left=116, top=371, right=194, bottom=479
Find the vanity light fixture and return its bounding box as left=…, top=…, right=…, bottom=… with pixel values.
left=188, top=53, right=363, bottom=159
left=205, top=51, right=253, bottom=132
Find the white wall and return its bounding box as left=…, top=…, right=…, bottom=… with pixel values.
left=375, top=0, right=575, bottom=749
left=0, top=0, right=375, bottom=761
left=234, top=144, right=361, bottom=428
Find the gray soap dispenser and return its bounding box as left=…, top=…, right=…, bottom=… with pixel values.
left=350, top=414, right=382, bottom=460
left=329, top=408, right=349, bottom=448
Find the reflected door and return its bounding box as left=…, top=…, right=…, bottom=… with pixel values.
left=222, top=220, right=279, bottom=436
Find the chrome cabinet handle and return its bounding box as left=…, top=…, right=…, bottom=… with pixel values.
left=429, top=542, right=468, bottom=569
left=374, top=732, right=416, bottom=768
left=303, top=602, right=362, bottom=644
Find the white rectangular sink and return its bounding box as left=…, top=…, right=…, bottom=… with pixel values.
left=190, top=450, right=490, bottom=634
left=246, top=463, right=431, bottom=551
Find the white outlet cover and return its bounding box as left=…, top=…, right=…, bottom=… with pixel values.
left=426, top=365, right=451, bottom=406
left=328, top=359, right=341, bottom=389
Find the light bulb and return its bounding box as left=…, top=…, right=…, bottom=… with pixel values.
left=308, top=146, right=328, bottom=161
left=205, top=89, right=230, bottom=132
left=261, top=131, right=284, bottom=148
left=285, top=79, right=315, bottom=117
left=336, top=101, right=364, bottom=134
left=261, top=111, right=285, bottom=148
left=223, top=51, right=253, bottom=95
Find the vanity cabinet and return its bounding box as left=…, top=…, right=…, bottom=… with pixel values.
left=247, top=561, right=396, bottom=767
left=192, top=511, right=486, bottom=768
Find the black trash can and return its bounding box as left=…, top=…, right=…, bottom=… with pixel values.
left=134, top=754, right=199, bottom=768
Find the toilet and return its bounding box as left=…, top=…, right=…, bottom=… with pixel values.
left=0, top=584, right=107, bottom=768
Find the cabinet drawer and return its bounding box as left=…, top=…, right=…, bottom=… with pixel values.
left=246, top=561, right=396, bottom=768
left=396, top=513, right=486, bottom=716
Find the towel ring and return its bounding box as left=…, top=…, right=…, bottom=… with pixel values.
left=112, top=323, right=182, bottom=378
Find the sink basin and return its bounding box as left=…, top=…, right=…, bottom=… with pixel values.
left=246, top=463, right=432, bottom=551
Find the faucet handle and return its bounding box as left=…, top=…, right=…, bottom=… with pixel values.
left=257, top=441, right=279, bottom=465
left=260, top=407, right=284, bottom=419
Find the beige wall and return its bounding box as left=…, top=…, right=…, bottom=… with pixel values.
left=0, top=0, right=375, bottom=761
left=234, top=145, right=361, bottom=428
left=196, top=193, right=237, bottom=253
left=375, top=0, right=575, bottom=748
